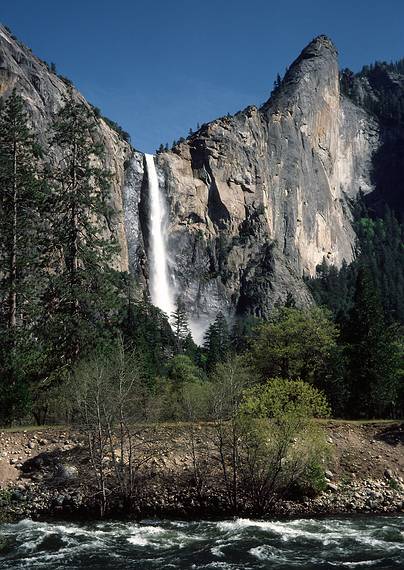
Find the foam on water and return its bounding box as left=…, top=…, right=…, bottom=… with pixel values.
left=1, top=516, right=403, bottom=569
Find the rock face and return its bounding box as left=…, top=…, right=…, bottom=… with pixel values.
left=131, top=36, right=379, bottom=331
left=0, top=24, right=131, bottom=271
left=344, top=66, right=404, bottom=219
left=0, top=28, right=395, bottom=332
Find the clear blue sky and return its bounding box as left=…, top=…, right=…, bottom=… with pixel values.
left=2, top=0, right=403, bottom=152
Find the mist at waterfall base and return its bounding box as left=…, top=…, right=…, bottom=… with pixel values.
left=1, top=516, right=403, bottom=568
left=145, top=153, right=210, bottom=345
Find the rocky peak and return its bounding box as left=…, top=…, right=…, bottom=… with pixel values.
left=301, top=34, right=338, bottom=57
left=264, top=35, right=339, bottom=115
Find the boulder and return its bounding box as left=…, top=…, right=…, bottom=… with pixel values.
left=51, top=464, right=78, bottom=485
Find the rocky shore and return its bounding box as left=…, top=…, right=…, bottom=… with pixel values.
left=0, top=422, right=403, bottom=522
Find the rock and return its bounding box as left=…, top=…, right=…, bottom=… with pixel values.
left=325, top=470, right=334, bottom=480
left=326, top=482, right=339, bottom=492
left=384, top=468, right=395, bottom=480
left=54, top=494, right=65, bottom=506
left=27, top=441, right=36, bottom=450
left=52, top=464, right=78, bottom=484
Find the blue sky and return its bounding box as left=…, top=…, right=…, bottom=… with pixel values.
left=2, top=0, right=404, bottom=152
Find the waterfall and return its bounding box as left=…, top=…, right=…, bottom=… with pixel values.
left=145, top=153, right=175, bottom=319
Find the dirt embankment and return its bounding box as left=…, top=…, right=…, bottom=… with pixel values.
left=0, top=422, right=403, bottom=521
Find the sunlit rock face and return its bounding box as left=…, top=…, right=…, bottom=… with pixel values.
left=139, top=36, right=379, bottom=327
left=0, top=25, right=132, bottom=272
left=0, top=27, right=386, bottom=330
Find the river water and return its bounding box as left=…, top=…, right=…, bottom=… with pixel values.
left=0, top=516, right=403, bottom=569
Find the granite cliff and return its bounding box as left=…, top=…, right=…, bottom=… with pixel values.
left=1, top=27, right=399, bottom=335
left=126, top=36, right=380, bottom=334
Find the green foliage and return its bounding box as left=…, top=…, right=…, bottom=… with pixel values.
left=309, top=208, right=404, bottom=324
left=240, top=378, right=331, bottom=419
left=297, top=462, right=328, bottom=497
left=342, top=268, right=401, bottom=417
left=306, top=202, right=404, bottom=418
left=0, top=91, right=131, bottom=425
left=249, top=307, right=338, bottom=386
left=230, top=315, right=263, bottom=352
left=119, top=285, right=175, bottom=380
left=167, top=354, right=203, bottom=387
left=203, top=311, right=231, bottom=371
left=233, top=378, right=330, bottom=511
left=171, top=297, right=191, bottom=354
left=180, top=379, right=211, bottom=422
left=0, top=91, right=46, bottom=424
left=341, top=59, right=404, bottom=126
left=38, top=90, right=123, bottom=373
left=157, top=355, right=206, bottom=421
left=0, top=91, right=44, bottom=329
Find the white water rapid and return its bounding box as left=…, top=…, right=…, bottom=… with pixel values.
left=145, top=153, right=175, bottom=319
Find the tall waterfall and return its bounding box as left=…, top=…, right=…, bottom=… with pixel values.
left=145, top=153, right=175, bottom=318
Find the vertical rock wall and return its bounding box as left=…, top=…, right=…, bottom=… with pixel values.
left=129, top=36, right=379, bottom=327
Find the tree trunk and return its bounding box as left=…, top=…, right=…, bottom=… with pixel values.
left=69, top=137, right=80, bottom=360
left=9, top=139, right=18, bottom=330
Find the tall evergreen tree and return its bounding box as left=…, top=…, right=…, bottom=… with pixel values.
left=203, top=311, right=230, bottom=371
left=343, top=267, right=400, bottom=417
left=171, top=297, right=190, bottom=354
left=39, top=90, right=122, bottom=375
left=0, top=91, right=44, bottom=423
left=0, top=91, right=43, bottom=332
left=120, top=278, right=175, bottom=380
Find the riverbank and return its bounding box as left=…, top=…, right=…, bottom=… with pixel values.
left=0, top=422, right=403, bottom=521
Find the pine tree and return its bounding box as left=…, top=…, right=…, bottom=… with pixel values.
left=171, top=297, right=190, bottom=354
left=0, top=91, right=44, bottom=423
left=119, top=278, right=175, bottom=380
left=203, top=311, right=230, bottom=371
left=40, top=90, right=122, bottom=373
left=343, top=267, right=400, bottom=417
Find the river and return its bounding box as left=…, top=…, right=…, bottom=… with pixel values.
left=0, top=516, right=403, bottom=569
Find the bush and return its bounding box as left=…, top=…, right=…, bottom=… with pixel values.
left=241, top=378, right=331, bottom=419
left=235, top=378, right=331, bottom=512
